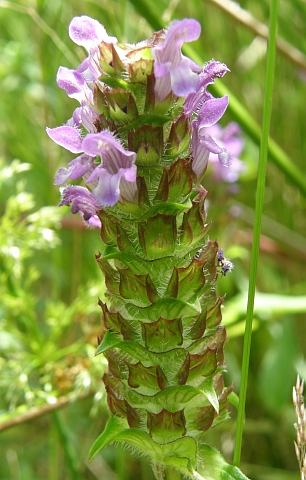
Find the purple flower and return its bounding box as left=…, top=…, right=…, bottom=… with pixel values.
left=152, top=19, right=202, bottom=101
left=54, top=154, right=95, bottom=185
left=54, top=17, right=127, bottom=133
left=68, top=16, right=117, bottom=85
left=70, top=106, right=98, bottom=132
left=183, top=61, right=231, bottom=177
left=59, top=185, right=100, bottom=219
left=184, top=61, right=229, bottom=117
left=189, top=97, right=230, bottom=177
left=56, top=66, right=98, bottom=132
left=82, top=132, right=137, bottom=207
left=81, top=212, right=102, bottom=228
left=47, top=126, right=137, bottom=208
left=190, top=127, right=210, bottom=178
left=205, top=122, right=245, bottom=183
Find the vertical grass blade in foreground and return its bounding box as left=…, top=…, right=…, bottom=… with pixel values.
left=233, top=0, right=280, bottom=467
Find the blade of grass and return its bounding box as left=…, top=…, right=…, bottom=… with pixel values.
left=128, top=0, right=306, bottom=197
left=52, top=410, right=83, bottom=480
left=233, top=0, right=280, bottom=467
left=127, top=0, right=163, bottom=30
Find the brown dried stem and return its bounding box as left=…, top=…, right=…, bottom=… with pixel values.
left=0, top=392, right=93, bottom=433
left=207, top=0, right=306, bottom=71
left=293, top=376, right=306, bottom=480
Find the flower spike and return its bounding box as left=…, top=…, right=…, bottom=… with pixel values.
left=47, top=15, right=247, bottom=479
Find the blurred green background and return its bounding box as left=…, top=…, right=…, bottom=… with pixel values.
left=0, top=0, right=306, bottom=479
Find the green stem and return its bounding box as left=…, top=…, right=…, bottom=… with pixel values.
left=52, top=411, right=83, bottom=480
left=152, top=463, right=166, bottom=480
left=233, top=0, right=279, bottom=467
left=152, top=464, right=183, bottom=479
left=116, top=447, right=128, bottom=480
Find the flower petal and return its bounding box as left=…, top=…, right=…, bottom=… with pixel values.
left=170, top=60, right=199, bottom=97
left=46, top=126, right=83, bottom=153
left=152, top=19, right=202, bottom=63
left=69, top=15, right=117, bottom=53
left=191, top=126, right=210, bottom=177
left=80, top=212, right=101, bottom=228
left=68, top=154, right=95, bottom=180
left=59, top=185, right=100, bottom=217
left=218, top=149, right=231, bottom=166
left=90, top=168, right=122, bottom=207
left=77, top=57, right=100, bottom=82
left=56, top=66, right=92, bottom=103
left=198, top=133, right=224, bottom=155
left=82, top=132, right=136, bottom=172
left=184, top=61, right=229, bottom=118
left=54, top=166, right=74, bottom=185
left=152, top=18, right=202, bottom=101
left=120, top=176, right=138, bottom=203
left=121, top=163, right=137, bottom=182
left=197, top=96, right=229, bottom=128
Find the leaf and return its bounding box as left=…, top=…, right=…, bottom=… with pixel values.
left=100, top=251, right=150, bottom=275
left=126, top=297, right=200, bottom=321
left=115, top=430, right=198, bottom=475
left=95, top=330, right=122, bottom=356
left=199, top=376, right=219, bottom=413
left=98, top=76, right=137, bottom=92
left=118, top=341, right=187, bottom=377
left=147, top=409, right=186, bottom=443
left=125, top=384, right=218, bottom=413
left=138, top=213, right=177, bottom=258
left=197, top=445, right=250, bottom=479
left=118, top=267, right=154, bottom=304
left=140, top=202, right=190, bottom=220
left=117, top=340, right=159, bottom=363
left=90, top=419, right=198, bottom=476
left=90, top=423, right=249, bottom=480
left=119, top=113, right=173, bottom=132
left=89, top=415, right=127, bottom=460
left=162, top=436, right=198, bottom=472
left=142, top=316, right=183, bottom=352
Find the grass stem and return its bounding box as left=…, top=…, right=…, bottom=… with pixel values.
left=233, top=0, right=280, bottom=467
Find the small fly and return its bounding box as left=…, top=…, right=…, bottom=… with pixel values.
left=193, top=246, right=204, bottom=260
left=217, top=249, right=234, bottom=276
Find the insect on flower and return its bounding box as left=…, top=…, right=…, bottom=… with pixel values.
left=217, top=248, right=234, bottom=276
left=193, top=246, right=204, bottom=260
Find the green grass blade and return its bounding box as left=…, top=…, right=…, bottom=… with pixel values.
left=128, top=0, right=163, bottom=30
left=233, top=0, right=280, bottom=467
